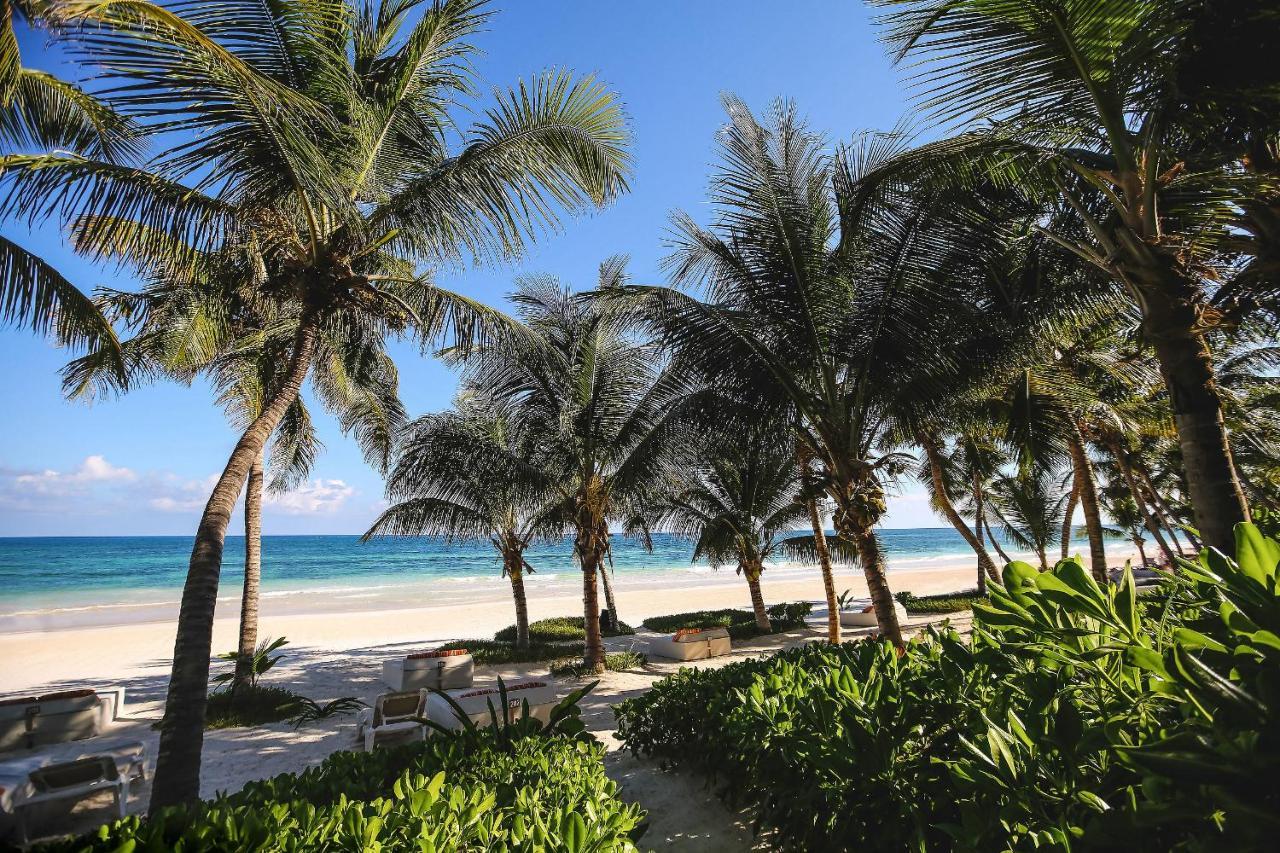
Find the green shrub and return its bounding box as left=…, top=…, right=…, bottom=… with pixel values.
left=641, top=601, right=812, bottom=640
left=616, top=523, right=1280, bottom=851
left=895, top=588, right=988, bottom=613
left=48, top=685, right=645, bottom=852
left=493, top=616, right=635, bottom=644
left=203, top=685, right=305, bottom=729
left=551, top=650, right=647, bottom=678
left=439, top=638, right=583, bottom=665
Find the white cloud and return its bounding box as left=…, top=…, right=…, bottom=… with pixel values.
left=13, top=455, right=136, bottom=495
left=146, top=473, right=219, bottom=513
left=265, top=479, right=355, bottom=515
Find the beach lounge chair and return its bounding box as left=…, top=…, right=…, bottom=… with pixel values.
left=355, top=691, right=428, bottom=751
left=0, top=690, right=106, bottom=753
left=840, top=600, right=908, bottom=628
left=0, top=739, right=145, bottom=844
left=425, top=681, right=560, bottom=731
left=382, top=649, right=474, bottom=692
left=647, top=626, right=732, bottom=661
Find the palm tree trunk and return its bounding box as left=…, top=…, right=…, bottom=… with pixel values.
left=1037, top=547, right=1049, bottom=573
left=150, top=317, right=318, bottom=812
left=575, top=526, right=607, bottom=673
left=233, top=453, right=264, bottom=693
left=1134, top=462, right=1190, bottom=554
left=1133, top=534, right=1149, bottom=568
left=920, top=433, right=998, bottom=588
left=1067, top=424, right=1108, bottom=583
left=744, top=560, right=770, bottom=633
left=1139, top=279, right=1249, bottom=553
left=983, top=514, right=1013, bottom=566
left=1061, top=475, right=1079, bottom=562
left=1107, top=441, right=1177, bottom=567
left=836, top=515, right=902, bottom=647
left=507, top=553, right=530, bottom=650
left=598, top=557, right=620, bottom=633
left=803, top=493, right=840, bottom=644
left=972, top=472, right=997, bottom=592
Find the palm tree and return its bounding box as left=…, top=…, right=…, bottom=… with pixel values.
left=7, top=0, right=630, bottom=808
left=458, top=265, right=690, bottom=671
left=611, top=99, right=1003, bottom=646
left=364, top=398, right=551, bottom=648
left=654, top=428, right=807, bottom=632
left=915, top=429, right=999, bottom=591
left=869, top=0, right=1275, bottom=551
left=988, top=470, right=1069, bottom=572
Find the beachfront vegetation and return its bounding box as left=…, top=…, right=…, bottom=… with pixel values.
left=616, top=522, right=1280, bottom=849
left=642, top=602, right=813, bottom=641
left=493, top=616, right=636, bottom=644
left=47, top=731, right=643, bottom=851
left=894, top=589, right=987, bottom=615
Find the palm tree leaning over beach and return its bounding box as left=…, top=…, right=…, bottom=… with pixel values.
left=653, top=426, right=808, bottom=633
left=4, top=0, right=630, bottom=808
left=458, top=267, right=693, bottom=672
left=987, top=469, right=1069, bottom=572
left=365, top=396, right=554, bottom=649
left=867, top=0, right=1280, bottom=552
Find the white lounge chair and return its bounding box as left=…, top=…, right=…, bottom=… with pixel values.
left=355, top=691, right=428, bottom=751
left=0, top=690, right=106, bottom=752
left=839, top=600, right=908, bottom=628
left=0, top=739, right=145, bottom=844
left=425, top=681, right=560, bottom=731
left=647, top=627, right=732, bottom=661
left=382, top=649, right=474, bottom=692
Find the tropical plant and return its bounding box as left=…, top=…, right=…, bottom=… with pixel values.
left=493, top=616, right=635, bottom=644
left=641, top=601, right=812, bottom=641
left=286, top=696, right=366, bottom=730
left=986, top=470, right=1068, bottom=571
left=867, top=0, right=1280, bottom=552
left=609, top=98, right=1006, bottom=645
left=0, top=0, right=133, bottom=368
left=455, top=266, right=691, bottom=671
left=364, top=397, right=551, bottom=648
left=652, top=426, right=808, bottom=632
left=3, top=0, right=630, bottom=808
left=212, top=636, right=287, bottom=690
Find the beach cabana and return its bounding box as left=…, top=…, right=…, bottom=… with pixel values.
left=381, top=649, right=474, bottom=692
left=0, top=690, right=113, bottom=752
left=839, top=600, right=908, bottom=628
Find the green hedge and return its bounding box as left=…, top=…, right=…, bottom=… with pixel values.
left=46, top=732, right=644, bottom=851
left=492, top=616, right=634, bottom=644
left=641, top=601, right=812, bottom=640
left=894, top=588, right=988, bottom=614
left=616, top=524, right=1280, bottom=851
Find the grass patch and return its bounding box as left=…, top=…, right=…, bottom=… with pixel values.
left=204, top=685, right=306, bottom=729
left=642, top=601, right=812, bottom=640
left=550, top=650, right=648, bottom=678
left=439, top=639, right=582, bottom=665
left=493, top=616, right=634, bottom=644
left=895, top=589, right=989, bottom=614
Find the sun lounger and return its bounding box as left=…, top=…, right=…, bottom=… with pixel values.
left=840, top=600, right=908, bottom=628
left=0, top=739, right=145, bottom=844
left=355, top=691, right=428, bottom=751
left=382, top=649, right=474, bottom=692
left=0, top=690, right=107, bottom=753
left=425, top=681, right=560, bottom=731
left=647, top=626, right=732, bottom=661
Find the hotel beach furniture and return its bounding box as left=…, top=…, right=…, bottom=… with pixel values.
left=356, top=690, right=429, bottom=751
left=647, top=626, right=732, bottom=661
left=0, top=739, right=145, bottom=844
left=840, top=600, right=909, bottom=628
left=425, top=681, right=560, bottom=731
left=0, top=689, right=119, bottom=753
left=382, top=649, right=474, bottom=692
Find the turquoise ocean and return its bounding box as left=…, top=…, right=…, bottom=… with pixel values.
left=0, top=530, right=1098, bottom=633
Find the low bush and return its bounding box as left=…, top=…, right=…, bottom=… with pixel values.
left=439, top=638, right=582, bottom=665
left=616, top=523, right=1280, bottom=851
left=551, top=650, right=647, bottom=678
left=48, top=686, right=645, bottom=852
left=493, top=615, right=635, bottom=644
left=641, top=601, right=812, bottom=640
left=895, top=588, right=988, bottom=614
left=203, top=685, right=304, bottom=729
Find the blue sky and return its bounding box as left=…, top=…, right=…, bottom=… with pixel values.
left=0, top=0, right=948, bottom=535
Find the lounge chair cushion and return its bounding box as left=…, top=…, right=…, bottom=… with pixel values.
left=839, top=601, right=909, bottom=628
left=382, top=650, right=474, bottom=692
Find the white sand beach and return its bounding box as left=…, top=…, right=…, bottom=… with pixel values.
left=0, top=548, right=1137, bottom=848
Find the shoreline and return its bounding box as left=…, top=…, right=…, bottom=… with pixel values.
left=0, top=544, right=1139, bottom=695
